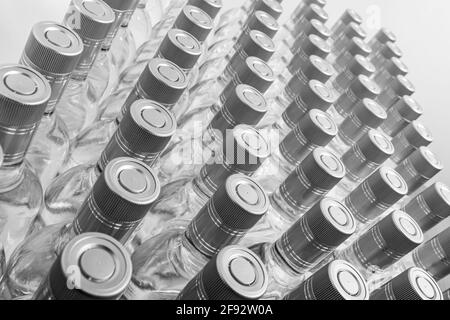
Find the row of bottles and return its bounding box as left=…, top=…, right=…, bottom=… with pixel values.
left=0, top=0, right=448, bottom=300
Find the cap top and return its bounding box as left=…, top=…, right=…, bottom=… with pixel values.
left=436, top=182, right=450, bottom=204
left=310, top=34, right=332, bottom=53
left=310, top=55, right=335, bottom=77
left=314, top=148, right=346, bottom=178
left=310, top=3, right=329, bottom=21
left=403, top=96, right=423, bottom=114
left=359, top=75, right=381, bottom=95
left=408, top=268, right=442, bottom=300
left=255, top=10, right=279, bottom=30
left=250, top=30, right=276, bottom=51
left=310, top=19, right=331, bottom=38
left=419, top=147, right=443, bottom=170
left=310, top=109, right=338, bottom=136
left=412, top=121, right=433, bottom=142
left=184, top=5, right=213, bottom=28
left=131, top=100, right=177, bottom=138
left=226, top=175, right=269, bottom=216
left=362, top=98, right=386, bottom=119
left=386, top=41, right=403, bottom=58
left=329, top=260, right=369, bottom=300
left=80, top=248, right=115, bottom=281
left=321, top=198, right=356, bottom=234
left=310, top=80, right=336, bottom=103
left=380, top=167, right=409, bottom=194
left=33, top=22, right=84, bottom=56
left=246, top=57, right=275, bottom=83
left=368, top=130, right=395, bottom=155
left=169, top=29, right=202, bottom=54
left=392, top=210, right=424, bottom=244
left=355, top=55, right=376, bottom=73
left=233, top=125, right=271, bottom=160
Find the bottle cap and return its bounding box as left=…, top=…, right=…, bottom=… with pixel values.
left=177, top=246, right=268, bottom=300
left=186, top=174, right=269, bottom=258
left=395, top=96, right=423, bottom=121
left=136, top=58, right=188, bottom=107
left=100, top=100, right=176, bottom=169
left=373, top=28, right=397, bottom=45
left=0, top=65, right=51, bottom=166
left=309, top=19, right=332, bottom=39
left=350, top=75, right=381, bottom=100
left=287, top=51, right=334, bottom=80
left=381, top=41, right=403, bottom=59
left=47, top=233, right=132, bottom=300
left=301, top=109, right=338, bottom=145
left=74, top=158, right=161, bottom=242
left=383, top=57, right=409, bottom=77
left=187, top=0, right=222, bottom=19
left=349, top=55, right=376, bottom=77
left=253, top=0, right=283, bottom=20
left=344, top=22, right=367, bottom=40
left=235, top=30, right=276, bottom=62
left=357, top=129, right=395, bottom=164
left=340, top=9, right=363, bottom=26
left=400, top=147, right=443, bottom=181
left=304, top=34, right=332, bottom=58
left=276, top=198, right=356, bottom=273
left=387, top=75, right=416, bottom=97
left=157, top=29, right=202, bottom=70
left=244, top=11, right=279, bottom=38
left=226, top=56, right=275, bottom=94
left=410, top=183, right=450, bottom=226
left=346, top=37, right=372, bottom=57
left=174, top=5, right=213, bottom=42
left=352, top=98, right=387, bottom=128
left=103, top=0, right=139, bottom=11
left=396, top=121, right=433, bottom=149
left=370, top=268, right=442, bottom=300
left=285, top=260, right=369, bottom=300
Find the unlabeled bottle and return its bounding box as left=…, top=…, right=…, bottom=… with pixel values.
left=332, top=37, right=372, bottom=73
left=56, top=0, right=115, bottom=140
left=284, top=260, right=369, bottom=300
left=334, top=129, right=395, bottom=197
left=331, top=54, right=376, bottom=95
left=20, top=22, right=83, bottom=188
left=125, top=174, right=268, bottom=300
left=372, top=57, right=409, bottom=89
left=368, top=28, right=397, bottom=54
left=243, top=147, right=346, bottom=246
left=329, top=98, right=387, bottom=156
left=395, top=147, right=443, bottom=195
left=370, top=41, right=403, bottom=70
left=33, top=233, right=132, bottom=300
left=390, top=120, right=433, bottom=165
left=40, top=100, right=175, bottom=229
left=403, top=182, right=450, bottom=233
left=370, top=268, right=442, bottom=300
left=0, top=65, right=51, bottom=258
left=330, top=9, right=363, bottom=42
left=381, top=96, right=422, bottom=138
left=376, top=75, right=415, bottom=111
left=177, top=245, right=269, bottom=300
left=256, top=109, right=337, bottom=194
left=252, top=198, right=356, bottom=299
left=338, top=210, right=423, bottom=284
left=331, top=22, right=367, bottom=58
left=1, top=157, right=160, bottom=299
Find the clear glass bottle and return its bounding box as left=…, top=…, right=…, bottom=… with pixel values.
left=20, top=22, right=83, bottom=189
left=376, top=75, right=415, bottom=112
left=177, top=245, right=269, bottom=300
left=328, top=98, right=387, bottom=157
left=330, top=22, right=367, bottom=60
left=284, top=260, right=369, bottom=300
left=242, top=147, right=346, bottom=246
left=330, top=9, right=363, bottom=42
left=56, top=0, right=115, bottom=141
left=124, top=174, right=269, bottom=300
left=0, top=157, right=160, bottom=299
left=332, top=37, right=372, bottom=73
left=0, top=65, right=51, bottom=259
left=338, top=210, right=423, bottom=288
left=372, top=57, right=409, bottom=89
left=368, top=28, right=397, bottom=55
left=33, top=233, right=132, bottom=300
left=394, top=147, right=443, bottom=196
left=127, top=0, right=153, bottom=52
left=370, top=267, right=442, bottom=300
left=369, top=41, right=403, bottom=70
left=380, top=96, right=423, bottom=138
left=334, top=129, right=395, bottom=197
left=67, top=58, right=187, bottom=171
left=402, top=182, right=450, bottom=234
left=252, top=198, right=356, bottom=300
left=38, top=100, right=175, bottom=230
left=256, top=109, right=337, bottom=195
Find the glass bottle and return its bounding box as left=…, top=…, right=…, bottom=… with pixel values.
left=124, top=174, right=269, bottom=300
left=252, top=198, right=356, bottom=300
left=34, top=233, right=132, bottom=300
left=330, top=9, right=363, bottom=42
left=370, top=267, right=442, bottom=300
left=127, top=0, right=152, bottom=52
left=368, top=28, right=397, bottom=55
left=38, top=100, right=175, bottom=230
left=394, top=147, right=443, bottom=196
left=20, top=22, right=83, bottom=189
left=284, top=260, right=369, bottom=300
left=0, top=157, right=160, bottom=299
left=177, top=245, right=269, bottom=300
left=56, top=0, right=115, bottom=141
left=334, top=129, right=395, bottom=198
left=380, top=96, right=423, bottom=138
left=372, top=57, right=409, bottom=89
left=67, top=58, right=187, bottom=171
left=136, top=125, right=270, bottom=244
left=376, top=75, right=415, bottom=112
left=328, top=98, right=387, bottom=157
left=369, top=41, right=403, bottom=70
left=0, top=65, right=51, bottom=259
left=242, top=147, right=346, bottom=246
left=255, top=109, right=337, bottom=195
left=332, top=37, right=372, bottom=73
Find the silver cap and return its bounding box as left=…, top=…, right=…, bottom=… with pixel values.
left=391, top=121, right=433, bottom=163
left=174, top=5, right=213, bottom=42
left=370, top=268, right=442, bottom=300
left=286, top=55, right=335, bottom=89
left=0, top=65, right=51, bottom=166
left=339, top=9, right=363, bottom=26
left=372, top=28, right=397, bottom=45
left=381, top=96, right=423, bottom=137
left=157, top=29, right=202, bottom=70
left=284, top=260, right=369, bottom=300
left=186, top=174, right=269, bottom=257
left=301, top=4, right=329, bottom=23
left=100, top=100, right=176, bottom=170
left=346, top=37, right=372, bottom=57
left=349, top=55, right=376, bottom=77
left=251, top=0, right=283, bottom=20
left=243, top=10, right=280, bottom=38
left=380, top=41, right=403, bottom=59
left=177, top=246, right=268, bottom=300
left=383, top=57, right=409, bottom=77
left=234, top=30, right=276, bottom=62
left=187, top=0, right=222, bottom=19
left=74, top=157, right=161, bottom=243
left=43, top=233, right=132, bottom=300
left=308, top=19, right=332, bottom=40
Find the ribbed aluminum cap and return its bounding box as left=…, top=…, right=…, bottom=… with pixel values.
left=343, top=98, right=387, bottom=131
left=74, top=157, right=161, bottom=243
left=302, top=4, right=329, bottom=23
left=394, top=96, right=423, bottom=121
left=100, top=100, right=176, bottom=170
left=349, top=55, right=376, bottom=77
left=308, top=19, right=332, bottom=40
left=135, top=58, right=188, bottom=106
left=177, top=246, right=268, bottom=300
left=174, top=5, right=213, bottom=42
left=186, top=174, right=269, bottom=258
left=350, top=37, right=372, bottom=57
left=244, top=11, right=280, bottom=38
left=339, top=9, right=363, bottom=26
left=276, top=198, right=356, bottom=273
left=287, top=55, right=335, bottom=88
left=157, top=29, right=202, bottom=70
left=392, top=121, right=433, bottom=160
left=382, top=75, right=416, bottom=101
left=351, top=75, right=381, bottom=100
left=0, top=65, right=51, bottom=166
left=352, top=210, right=423, bottom=269
left=188, top=0, right=222, bottom=19
left=304, top=34, right=332, bottom=58
left=380, top=41, right=403, bottom=59
left=103, top=0, right=139, bottom=11
left=226, top=56, right=275, bottom=94
left=46, top=233, right=132, bottom=300
left=64, top=0, right=115, bottom=40
left=373, top=28, right=397, bottom=45
left=344, top=22, right=367, bottom=40
left=383, top=57, right=409, bottom=77
left=284, top=260, right=369, bottom=300
left=370, top=268, right=442, bottom=300
left=252, top=0, right=283, bottom=20
left=234, top=30, right=276, bottom=62
left=345, top=167, right=408, bottom=223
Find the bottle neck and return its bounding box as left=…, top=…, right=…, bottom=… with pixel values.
left=268, top=188, right=301, bottom=227
left=0, top=161, right=26, bottom=193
